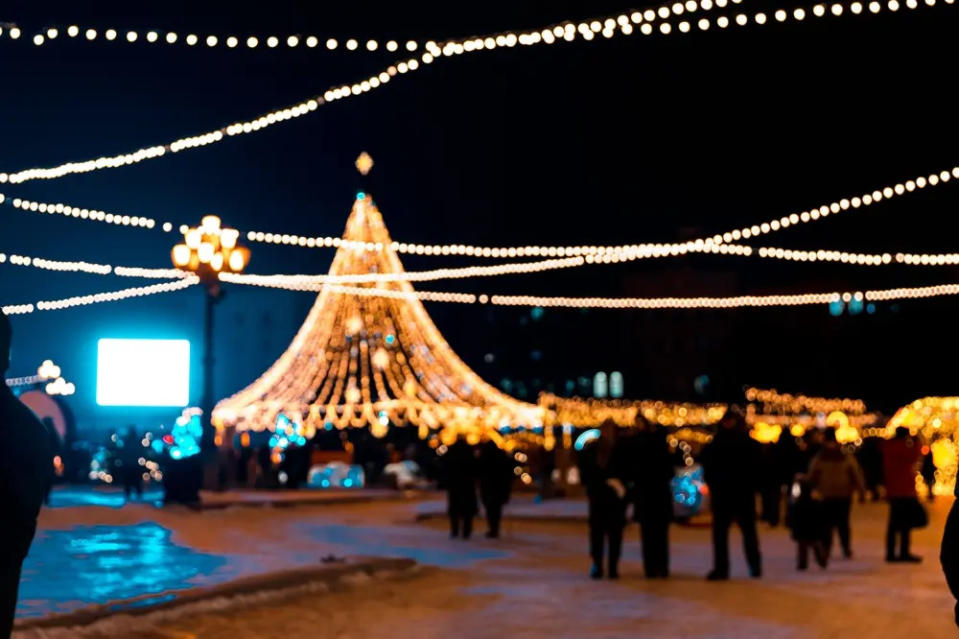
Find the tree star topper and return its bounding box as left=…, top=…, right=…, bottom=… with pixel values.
left=355, top=152, right=374, bottom=176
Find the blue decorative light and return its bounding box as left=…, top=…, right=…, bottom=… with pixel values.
left=356, top=191, right=366, bottom=200
left=574, top=428, right=600, bottom=451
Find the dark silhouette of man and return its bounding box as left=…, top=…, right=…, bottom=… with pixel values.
left=941, top=470, right=959, bottom=627
left=478, top=439, right=512, bottom=538
left=578, top=419, right=629, bottom=579
left=442, top=436, right=478, bottom=539
left=0, top=311, right=53, bottom=637
left=631, top=415, right=674, bottom=578
left=701, top=408, right=762, bottom=580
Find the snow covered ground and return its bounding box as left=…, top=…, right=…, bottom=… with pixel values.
left=15, top=494, right=958, bottom=638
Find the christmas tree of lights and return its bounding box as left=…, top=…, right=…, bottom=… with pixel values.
left=214, top=165, right=545, bottom=443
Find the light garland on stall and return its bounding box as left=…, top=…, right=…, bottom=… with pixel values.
left=538, top=392, right=727, bottom=428
left=1, top=276, right=198, bottom=316
left=3, top=0, right=950, bottom=185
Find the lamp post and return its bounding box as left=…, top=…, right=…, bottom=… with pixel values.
left=170, top=215, right=249, bottom=461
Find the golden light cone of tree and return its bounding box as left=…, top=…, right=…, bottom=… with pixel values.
left=213, top=193, right=545, bottom=443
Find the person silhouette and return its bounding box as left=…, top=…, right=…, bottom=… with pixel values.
left=0, top=311, right=54, bottom=637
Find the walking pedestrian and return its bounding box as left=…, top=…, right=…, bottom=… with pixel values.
left=116, top=426, right=144, bottom=501
left=631, top=415, right=673, bottom=578
left=921, top=447, right=937, bottom=502
left=882, top=426, right=925, bottom=563
left=787, top=475, right=828, bottom=570
left=807, top=428, right=865, bottom=559
left=701, top=409, right=762, bottom=580
left=578, top=419, right=629, bottom=579
left=0, top=311, right=54, bottom=638
left=442, top=435, right=478, bottom=539
left=478, top=439, right=513, bottom=538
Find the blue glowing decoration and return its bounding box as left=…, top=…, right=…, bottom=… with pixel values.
left=671, top=465, right=707, bottom=517
left=96, top=338, right=191, bottom=407
left=574, top=428, right=600, bottom=451
left=848, top=298, right=864, bottom=315
left=530, top=306, right=544, bottom=321
left=828, top=300, right=845, bottom=317
left=356, top=191, right=366, bottom=200
left=866, top=303, right=876, bottom=315
left=160, top=411, right=203, bottom=461
left=385, top=334, right=395, bottom=345
left=324, top=421, right=334, bottom=431
left=308, top=462, right=365, bottom=489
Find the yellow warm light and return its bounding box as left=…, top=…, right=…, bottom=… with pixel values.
left=888, top=397, right=959, bottom=495
left=210, top=253, right=224, bottom=271
left=228, top=250, right=245, bottom=271
left=185, top=229, right=202, bottom=249
left=221, top=228, right=239, bottom=249
left=197, top=242, right=214, bottom=263
left=750, top=421, right=782, bottom=443
left=213, top=194, right=546, bottom=438
left=538, top=393, right=726, bottom=428
left=201, top=215, right=221, bottom=232
left=172, top=244, right=191, bottom=267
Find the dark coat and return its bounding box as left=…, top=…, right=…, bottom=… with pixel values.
left=942, top=482, right=959, bottom=627
left=0, top=385, right=53, bottom=558
left=478, top=441, right=512, bottom=506
left=788, top=481, right=826, bottom=542
left=578, top=436, right=630, bottom=524
left=631, top=430, right=674, bottom=523
left=701, top=427, right=761, bottom=507
left=442, top=440, right=478, bottom=516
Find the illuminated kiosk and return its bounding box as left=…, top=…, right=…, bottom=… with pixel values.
left=213, top=192, right=545, bottom=443
left=887, top=397, right=959, bottom=496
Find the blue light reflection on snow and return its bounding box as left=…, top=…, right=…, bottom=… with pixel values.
left=17, top=523, right=232, bottom=618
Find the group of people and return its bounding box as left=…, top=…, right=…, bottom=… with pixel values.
left=578, top=408, right=936, bottom=582
left=4, top=304, right=959, bottom=633
left=441, top=438, right=515, bottom=539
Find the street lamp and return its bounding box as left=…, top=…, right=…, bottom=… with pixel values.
left=171, top=215, right=249, bottom=457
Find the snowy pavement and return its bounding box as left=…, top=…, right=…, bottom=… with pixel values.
left=15, top=494, right=959, bottom=638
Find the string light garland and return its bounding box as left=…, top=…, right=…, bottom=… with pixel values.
left=4, top=0, right=950, bottom=185
left=244, top=162, right=959, bottom=263
left=538, top=393, right=727, bottom=428
left=711, top=166, right=959, bottom=247
left=0, top=250, right=187, bottom=279
left=224, top=270, right=959, bottom=310
left=1, top=276, right=198, bottom=316
left=0, top=193, right=163, bottom=229
left=218, top=255, right=585, bottom=288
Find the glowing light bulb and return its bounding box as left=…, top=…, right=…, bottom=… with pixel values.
left=172, top=244, right=191, bottom=267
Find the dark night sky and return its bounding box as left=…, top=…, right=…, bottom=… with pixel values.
left=2, top=0, right=958, bottom=432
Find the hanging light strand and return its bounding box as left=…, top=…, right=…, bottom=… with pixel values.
left=220, top=271, right=959, bottom=310
left=0, top=250, right=188, bottom=279
left=1, top=276, right=198, bottom=316
left=4, top=0, right=951, bottom=185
